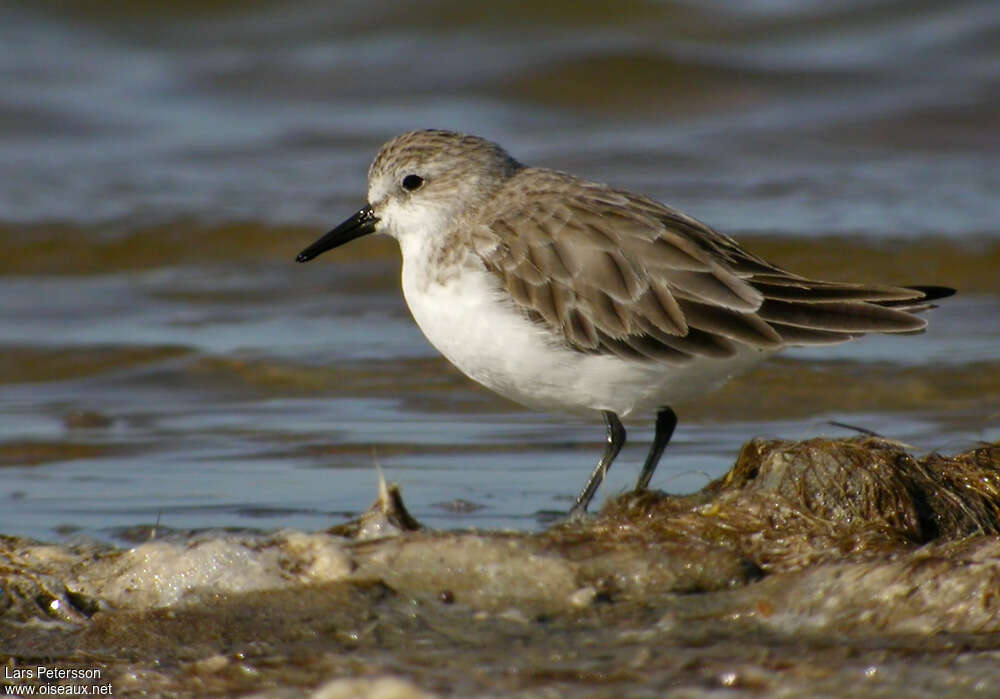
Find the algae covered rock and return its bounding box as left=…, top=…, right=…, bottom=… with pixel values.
left=3, top=438, right=1000, bottom=697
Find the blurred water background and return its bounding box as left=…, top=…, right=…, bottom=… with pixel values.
left=1, top=0, right=997, bottom=542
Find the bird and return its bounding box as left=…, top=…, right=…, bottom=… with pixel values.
left=296, top=129, right=954, bottom=517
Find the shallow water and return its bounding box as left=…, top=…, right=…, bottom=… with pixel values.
left=0, top=0, right=998, bottom=543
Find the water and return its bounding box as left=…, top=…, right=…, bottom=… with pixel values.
left=1, top=0, right=998, bottom=542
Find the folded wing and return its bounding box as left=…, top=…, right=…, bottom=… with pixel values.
left=477, top=169, right=952, bottom=364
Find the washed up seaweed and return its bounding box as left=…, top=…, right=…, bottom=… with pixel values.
left=3, top=437, right=1000, bottom=697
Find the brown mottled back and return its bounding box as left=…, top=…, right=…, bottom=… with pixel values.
left=474, top=167, right=938, bottom=363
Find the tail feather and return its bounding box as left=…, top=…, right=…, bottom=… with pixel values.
left=875, top=285, right=956, bottom=312
left=753, top=284, right=955, bottom=347
left=904, top=285, right=957, bottom=301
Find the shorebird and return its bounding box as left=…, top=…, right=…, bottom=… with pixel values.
left=297, top=129, right=953, bottom=516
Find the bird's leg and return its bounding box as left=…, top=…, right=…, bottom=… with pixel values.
left=634, top=407, right=677, bottom=492
left=568, top=411, right=626, bottom=517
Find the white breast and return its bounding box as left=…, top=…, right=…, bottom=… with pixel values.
left=397, top=240, right=772, bottom=418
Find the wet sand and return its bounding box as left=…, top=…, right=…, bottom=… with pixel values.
left=4, top=437, right=1000, bottom=697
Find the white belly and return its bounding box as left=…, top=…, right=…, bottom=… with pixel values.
left=400, top=259, right=771, bottom=418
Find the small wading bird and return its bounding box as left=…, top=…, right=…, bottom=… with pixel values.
left=297, top=130, right=953, bottom=517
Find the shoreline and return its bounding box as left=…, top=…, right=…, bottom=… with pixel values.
left=4, top=436, right=999, bottom=696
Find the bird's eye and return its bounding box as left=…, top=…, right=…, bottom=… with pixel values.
left=401, top=174, right=424, bottom=192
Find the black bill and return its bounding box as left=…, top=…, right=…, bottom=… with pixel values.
left=295, top=205, right=379, bottom=263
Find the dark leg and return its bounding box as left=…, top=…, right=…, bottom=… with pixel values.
left=568, top=411, right=626, bottom=517
left=634, top=407, right=677, bottom=492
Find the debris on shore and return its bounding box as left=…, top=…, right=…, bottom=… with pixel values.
left=3, top=437, right=1000, bottom=697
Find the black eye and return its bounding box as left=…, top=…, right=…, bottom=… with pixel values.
left=401, top=174, right=424, bottom=191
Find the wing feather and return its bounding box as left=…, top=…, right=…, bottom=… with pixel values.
left=752, top=279, right=925, bottom=303
left=475, top=168, right=946, bottom=363
left=757, top=299, right=927, bottom=332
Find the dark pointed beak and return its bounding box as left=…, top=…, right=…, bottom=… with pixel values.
left=296, top=205, right=379, bottom=263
